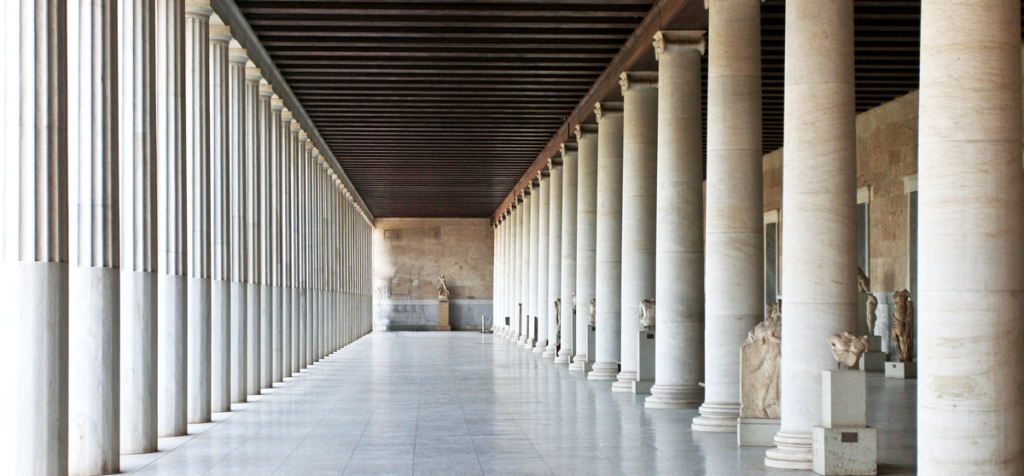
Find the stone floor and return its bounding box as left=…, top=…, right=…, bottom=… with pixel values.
left=123, top=332, right=917, bottom=475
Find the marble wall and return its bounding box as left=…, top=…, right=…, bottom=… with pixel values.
left=372, top=218, right=494, bottom=331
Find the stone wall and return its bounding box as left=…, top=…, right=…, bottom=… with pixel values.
left=763, top=90, right=919, bottom=294
left=372, top=218, right=494, bottom=331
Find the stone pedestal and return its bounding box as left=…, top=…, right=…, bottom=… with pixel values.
left=633, top=329, right=655, bottom=394
left=570, top=324, right=596, bottom=372
left=884, top=361, right=915, bottom=379
left=738, top=418, right=781, bottom=447
left=812, top=371, right=876, bottom=475
left=437, top=298, right=450, bottom=331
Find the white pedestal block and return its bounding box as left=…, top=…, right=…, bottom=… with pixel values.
left=858, top=352, right=885, bottom=372
left=884, top=361, right=916, bottom=379
left=865, top=335, right=882, bottom=352
left=437, top=299, right=451, bottom=331
left=812, top=427, right=877, bottom=475
left=633, top=329, right=655, bottom=394
left=738, top=418, right=781, bottom=447
left=822, top=371, right=866, bottom=428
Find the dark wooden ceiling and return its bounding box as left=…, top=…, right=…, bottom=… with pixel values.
left=238, top=0, right=934, bottom=219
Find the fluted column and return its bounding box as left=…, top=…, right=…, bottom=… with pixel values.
left=228, top=46, right=250, bottom=404
left=534, top=170, right=550, bottom=353
left=504, top=209, right=514, bottom=337
left=508, top=199, right=520, bottom=340
left=570, top=124, right=598, bottom=372
left=646, top=31, right=706, bottom=409
left=518, top=189, right=530, bottom=345
left=68, top=0, right=119, bottom=470
left=246, top=70, right=265, bottom=397
left=208, top=14, right=232, bottom=414
left=765, top=0, right=856, bottom=469
left=589, top=102, right=625, bottom=381
left=263, top=94, right=281, bottom=388
left=156, top=0, right=189, bottom=437
left=300, top=139, right=313, bottom=368
left=544, top=156, right=563, bottom=358
left=919, top=0, right=1024, bottom=473
left=270, top=105, right=286, bottom=384
left=0, top=3, right=68, bottom=474
left=614, top=72, right=658, bottom=392
left=185, top=0, right=212, bottom=425
left=522, top=185, right=535, bottom=346
left=556, top=143, right=578, bottom=364
left=119, top=0, right=159, bottom=455
left=288, top=125, right=301, bottom=374
left=694, top=0, right=763, bottom=430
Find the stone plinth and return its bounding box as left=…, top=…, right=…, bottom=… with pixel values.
left=812, top=427, right=877, bottom=475
left=633, top=329, right=655, bottom=394
left=437, top=298, right=451, bottom=331
left=884, top=361, right=915, bottom=379
left=822, top=371, right=865, bottom=428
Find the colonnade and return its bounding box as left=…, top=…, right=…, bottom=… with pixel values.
left=0, top=1, right=373, bottom=475
left=492, top=0, right=1024, bottom=473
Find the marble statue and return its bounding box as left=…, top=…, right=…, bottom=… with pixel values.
left=740, top=313, right=782, bottom=419
left=588, top=299, right=596, bottom=325
left=554, top=298, right=562, bottom=341
left=765, top=300, right=781, bottom=320
left=866, top=293, right=879, bottom=335
left=892, top=290, right=914, bottom=362
left=828, top=332, right=870, bottom=368
left=572, top=291, right=577, bottom=310
left=639, top=299, right=655, bottom=328
left=857, top=267, right=870, bottom=293
left=436, top=274, right=450, bottom=299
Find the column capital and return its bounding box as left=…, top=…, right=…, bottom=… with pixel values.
left=210, top=14, right=232, bottom=43
left=247, top=62, right=263, bottom=82
left=281, top=108, right=293, bottom=122
left=560, top=142, right=578, bottom=157
left=575, top=123, right=598, bottom=141
left=271, top=95, right=285, bottom=111
left=185, top=0, right=214, bottom=17
left=298, top=131, right=308, bottom=142
left=594, top=102, right=623, bottom=122
left=306, top=140, right=315, bottom=151
left=619, top=71, right=658, bottom=95
left=653, top=30, right=707, bottom=60
left=291, top=120, right=301, bottom=133
left=229, top=40, right=248, bottom=64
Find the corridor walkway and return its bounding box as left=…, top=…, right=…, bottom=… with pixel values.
left=123, top=332, right=916, bottom=475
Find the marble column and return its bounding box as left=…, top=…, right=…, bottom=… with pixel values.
left=259, top=91, right=277, bottom=389
left=505, top=209, right=515, bottom=337
left=544, top=157, right=563, bottom=358
left=288, top=125, right=301, bottom=375
left=555, top=143, right=578, bottom=364
left=694, top=0, right=763, bottom=430
left=614, top=72, right=658, bottom=393
left=208, top=14, right=232, bottom=414
left=246, top=71, right=266, bottom=397
left=589, top=102, right=625, bottom=382
left=508, top=199, right=520, bottom=340
left=535, top=169, right=550, bottom=353
left=119, top=0, right=159, bottom=455
left=185, top=0, right=213, bottom=425
left=229, top=46, right=250, bottom=404
left=156, top=0, right=189, bottom=438
left=69, top=0, right=120, bottom=470
left=529, top=175, right=542, bottom=348
left=645, top=32, right=706, bottom=409
left=919, top=0, right=1024, bottom=473
left=270, top=106, right=286, bottom=384
left=0, top=3, right=69, bottom=475
left=299, top=139, right=313, bottom=369
left=570, top=124, right=598, bottom=372
left=519, top=188, right=532, bottom=346
left=765, top=0, right=857, bottom=469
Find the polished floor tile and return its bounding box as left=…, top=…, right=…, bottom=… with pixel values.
left=123, top=332, right=917, bottom=475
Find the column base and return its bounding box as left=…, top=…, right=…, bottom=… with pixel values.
left=611, top=370, right=637, bottom=392
left=553, top=349, right=572, bottom=364
left=532, top=340, right=547, bottom=353
left=643, top=384, right=704, bottom=410
left=542, top=343, right=558, bottom=358
left=765, top=431, right=814, bottom=470
left=691, top=402, right=740, bottom=431
left=588, top=361, right=619, bottom=381
left=568, top=354, right=591, bottom=372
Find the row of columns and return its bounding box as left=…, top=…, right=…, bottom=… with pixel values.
left=0, top=1, right=373, bottom=475
left=492, top=0, right=1024, bottom=473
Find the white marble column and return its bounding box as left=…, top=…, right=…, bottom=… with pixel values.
left=264, top=94, right=281, bottom=388
left=535, top=170, right=550, bottom=353
left=544, top=157, right=563, bottom=358
left=119, top=0, right=159, bottom=454
left=246, top=71, right=266, bottom=397
left=185, top=0, right=213, bottom=425
left=288, top=128, right=303, bottom=375
left=694, top=0, right=763, bottom=430
left=208, top=14, right=232, bottom=414
left=570, top=124, right=598, bottom=372
left=228, top=46, right=250, bottom=404
left=299, top=139, right=313, bottom=368
left=614, top=72, right=658, bottom=392
left=919, top=0, right=1024, bottom=473
left=589, top=102, right=625, bottom=382
left=508, top=200, right=520, bottom=340
left=156, top=0, right=189, bottom=437
left=519, top=189, right=531, bottom=345
left=645, top=32, right=706, bottom=409
left=69, top=0, right=120, bottom=470
left=765, top=0, right=857, bottom=469
left=270, top=106, right=287, bottom=383
left=556, top=143, right=578, bottom=364
left=0, top=3, right=69, bottom=474
left=505, top=209, right=514, bottom=337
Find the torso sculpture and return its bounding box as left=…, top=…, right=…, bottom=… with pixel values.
left=554, top=298, right=561, bottom=341
left=892, top=289, right=914, bottom=362
left=740, top=312, right=782, bottom=419
left=588, top=299, right=596, bottom=325
left=638, top=299, right=655, bottom=328
left=828, top=332, right=869, bottom=368
left=866, top=293, right=878, bottom=335
left=857, top=267, right=870, bottom=293
left=436, top=274, right=450, bottom=299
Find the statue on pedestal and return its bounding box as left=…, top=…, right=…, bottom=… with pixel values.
left=588, top=298, right=596, bottom=325
left=866, top=293, right=879, bottom=335
left=892, top=289, right=914, bottom=362
left=828, top=332, right=870, bottom=368
left=436, top=274, right=450, bottom=300
left=740, top=312, right=782, bottom=419
left=554, top=298, right=561, bottom=341
left=638, top=299, right=655, bottom=328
